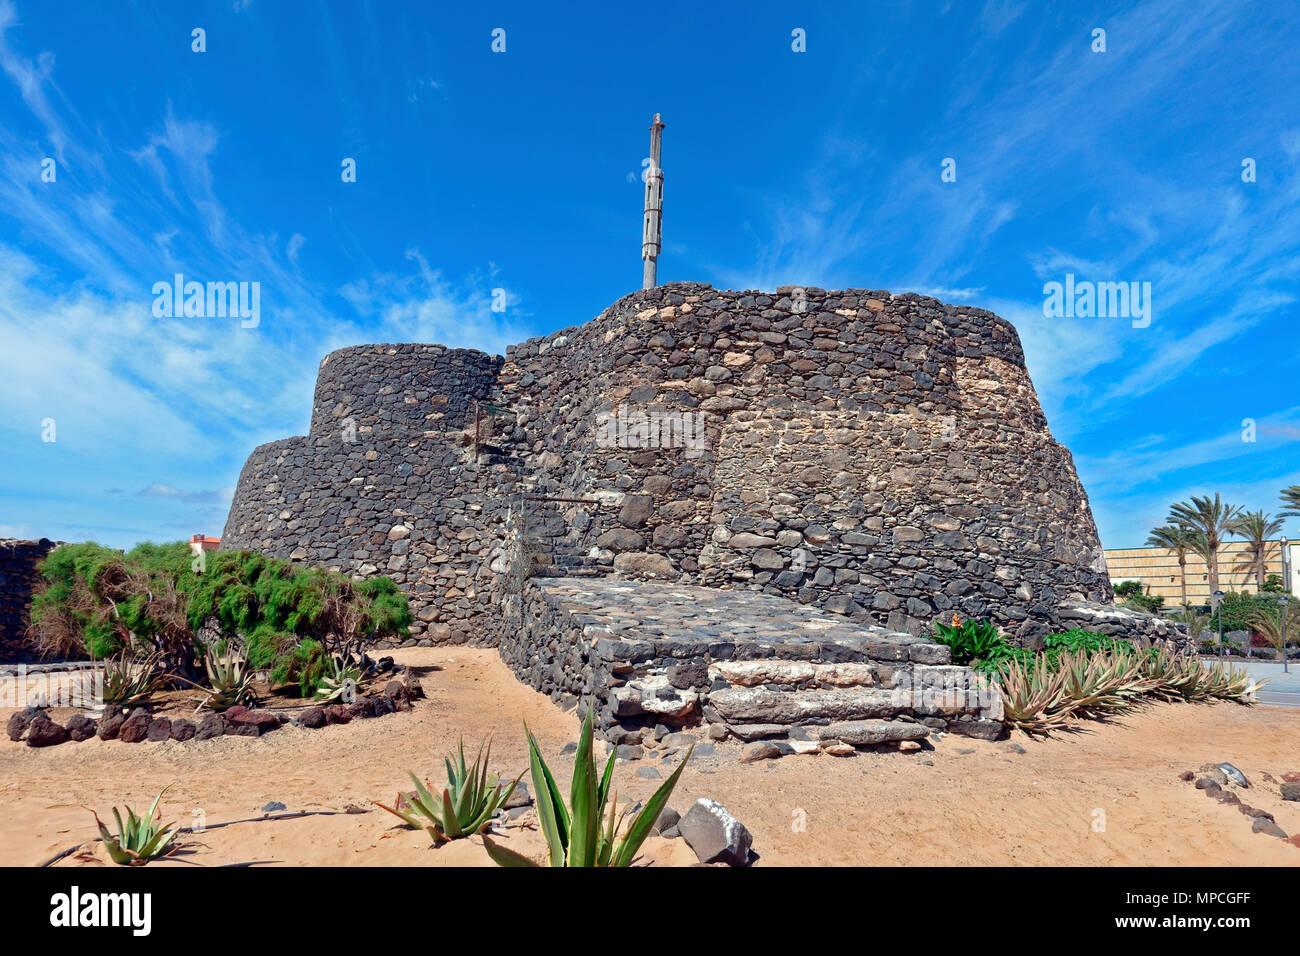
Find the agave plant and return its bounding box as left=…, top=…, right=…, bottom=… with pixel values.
left=89, top=788, right=180, bottom=866
left=199, top=646, right=255, bottom=710
left=100, top=648, right=163, bottom=707
left=482, top=706, right=692, bottom=868
left=996, top=654, right=1075, bottom=733
left=1055, top=648, right=1150, bottom=717
left=315, top=653, right=365, bottom=703
left=375, top=738, right=522, bottom=844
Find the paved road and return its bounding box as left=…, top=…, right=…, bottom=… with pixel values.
left=1214, top=659, right=1300, bottom=707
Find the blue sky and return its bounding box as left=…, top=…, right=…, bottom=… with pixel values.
left=0, top=0, right=1297, bottom=552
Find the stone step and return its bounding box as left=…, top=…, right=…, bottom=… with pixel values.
left=815, top=720, right=930, bottom=746
left=499, top=577, right=1007, bottom=750
left=710, top=686, right=900, bottom=723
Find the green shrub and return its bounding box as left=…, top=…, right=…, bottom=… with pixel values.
left=29, top=541, right=413, bottom=696
left=1042, top=629, right=1129, bottom=655
left=932, top=616, right=1004, bottom=665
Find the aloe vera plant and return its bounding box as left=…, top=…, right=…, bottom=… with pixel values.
left=996, top=654, right=1075, bottom=733
left=482, top=706, right=692, bottom=867
left=200, top=647, right=255, bottom=710
left=1056, top=648, right=1150, bottom=716
left=375, top=738, right=522, bottom=844
left=315, top=653, right=364, bottom=703
left=90, top=788, right=179, bottom=866
left=100, top=649, right=162, bottom=707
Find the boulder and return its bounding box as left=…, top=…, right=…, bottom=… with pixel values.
left=300, top=706, right=327, bottom=729
left=324, top=704, right=352, bottom=724
left=1252, top=818, right=1287, bottom=838
left=194, top=713, right=225, bottom=740
left=146, top=717, right=172, bottom=741
left=170, top=718, right=196, bottom=742
left=65, top=714, right=98, bottom=742
left=25, top=716, right=69, bottom=747
left=97, top=712, right=125, bottom=741
left=1280, top=781, right=1300, bottom=802
left=667, top=659, right=708, bottom=690
left=743, top=742, right=782, bottom=762
left=654, top=805, right=681, bottom=836
left=225, top=709, right=280, bottom=737
left=502, top=781, right=532, bottom=810
left=679, top=798, right=753, bottom=866
left=348, top=697, right=377, bottom=719
left=6, top=712, right=30, bottom=741
left=118, top=713, right=152, bottom=743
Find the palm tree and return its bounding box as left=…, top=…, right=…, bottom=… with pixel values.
left=1146, top=524, right=1199, bottom=615
left=1228, top=510, right=1284, bottom=590
left=1246, top=597, right=1299, bottom=664
left=1280, top=484, right=1300, bottom=519
left=1168, top=494, right=1239, bottom=596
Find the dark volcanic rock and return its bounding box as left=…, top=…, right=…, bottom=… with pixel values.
left=225, top=709, right=279, bottom=737
left=118, top=713, right=152, bottom=743
left=65, top=714, right=97, bottom=742
left=25, top=715, right=69, bottom=747
left=170, top=718, right=196, bottom=742
left=348, top=697, right=376, bottom=719
left=6, top=712, right=30, bottom=741
left=97, top=712, right=125, bottom=741
left=146, top=717, right=172, bottom=742
left=300, top=706, right=327, bottom=729
left=195, top=713, right=225, bottom=740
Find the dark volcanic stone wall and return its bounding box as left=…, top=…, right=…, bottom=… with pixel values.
left=499, top=283, right=1114, bottom=645
left=224, top=283, right=1141, bottom=648
left=221, top=345, right=514, bottom=645
left=0, top=538, right=61, bottom=663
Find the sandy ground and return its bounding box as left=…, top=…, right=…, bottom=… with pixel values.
left=2, top=646, right=1298, bottom=867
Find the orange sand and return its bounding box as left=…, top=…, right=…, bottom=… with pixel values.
left=2, top=646, right=1298, bottom=866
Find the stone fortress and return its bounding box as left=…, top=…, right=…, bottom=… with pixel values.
left=222, top=282, right=1183, bottom=744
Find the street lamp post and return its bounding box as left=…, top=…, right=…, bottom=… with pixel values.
left=1212, top=589, right=1225, bottom=658
left=1281, top=594, right=1290, bottom=674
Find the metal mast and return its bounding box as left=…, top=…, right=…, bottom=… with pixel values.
left=641, top=113, right=664, bottom=289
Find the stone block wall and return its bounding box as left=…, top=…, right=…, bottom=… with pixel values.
left=221, top=345, right=516, bottom=645
left=497, top=283, right=1116, bottom=644
left=0, top=538, right=61, bottom=663
left=224, top=282, right=1172, bottom=650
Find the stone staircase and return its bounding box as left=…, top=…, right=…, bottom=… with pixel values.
left=499, top=578, right=1005, bottom=752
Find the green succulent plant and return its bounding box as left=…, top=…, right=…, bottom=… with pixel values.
left=200, top=646, right=255, bottom=710
left=1053, top=648, right=1150, bottom=716
left=100, top=648, right=162, bottom=708
left=1139, top=647, right=1260, bottom=703
left=314, top=653, right=364, bottom=703
left=996, top=654, right=1075, bottom=733
left=482, top=706, right=692, bottom=868
left=375, top=739, right=522, bottom=844
left=89, top=788, right=180, bottom=866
